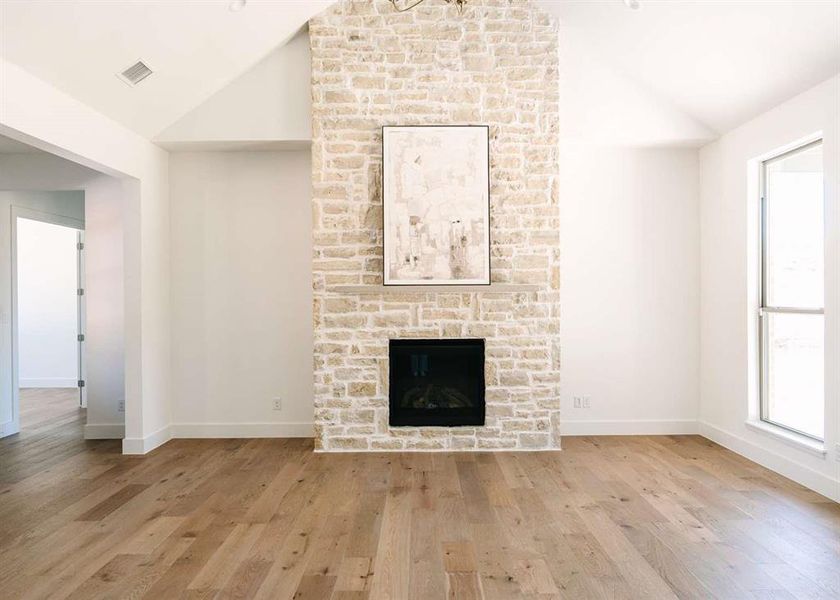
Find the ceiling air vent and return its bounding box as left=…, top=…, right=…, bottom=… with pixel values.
left=117, top=60, right=153, bottom=87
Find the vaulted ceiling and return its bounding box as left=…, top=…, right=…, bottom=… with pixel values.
left=0, top=0, right=331, bottom=138
left=1, top=0, right=838, bottom=141
left=549, top=0, right=840, bottom=134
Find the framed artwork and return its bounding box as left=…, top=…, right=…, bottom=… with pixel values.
left=382, top=125, right=490, bottom=286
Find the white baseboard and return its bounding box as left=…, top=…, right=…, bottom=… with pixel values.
left=171, top=422, right=314, bottom=438
left=20, top=377, right=77, bottom=388
left=84, top=423, right=124, bottom=440
left=698, top=421, right=840, bottom=503
left=122, top=425, right=171, bottom=455
left=317, top=446, right=562, bottom=454
left=562, top=419, right=699, bottom=436
left=120, top=422, right=312, bottom=455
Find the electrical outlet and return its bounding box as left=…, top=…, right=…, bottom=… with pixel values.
left=272, top=398, right=283, bottom=411
left=573, top=396, right=590, bottom=409
left=835, top=443, right=840, bottom=462
left=117, top=399, right=125, bottom=413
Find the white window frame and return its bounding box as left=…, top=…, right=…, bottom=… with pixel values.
left=758, top=138, right=824, bottom=442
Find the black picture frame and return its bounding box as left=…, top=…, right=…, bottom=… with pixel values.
left=381, top=125, right=491, bottom=286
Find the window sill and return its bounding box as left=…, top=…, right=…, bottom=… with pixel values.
left=744, top=420, right=826, bottom=458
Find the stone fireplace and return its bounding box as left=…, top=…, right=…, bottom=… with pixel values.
left=310, top=0, right=560, bottom=451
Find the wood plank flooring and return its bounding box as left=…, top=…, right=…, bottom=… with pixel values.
left=4, top=388, right=90, bottom=484
left=1, top=398, right=838, bottom=599
left=20, top=387, right=81, bottom=430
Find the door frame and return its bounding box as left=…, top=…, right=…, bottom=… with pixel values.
left=8, top=206, right=85, bottom=436
left=76, top=230, right=86, bottom=409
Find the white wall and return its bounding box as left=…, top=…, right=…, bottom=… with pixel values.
left=169, top=150, right=313, bottom=436
left=84, top=175, right=126, bottom=438
left=699, top=75, right=840, bottom=501
left=17, top=218, right=79, bottom=388
left=559, top=144, right=700, bottom=434
left=558, top=27, right=704, bottom=436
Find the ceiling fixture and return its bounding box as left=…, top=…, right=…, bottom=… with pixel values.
left=623, top=0, right=641, bottom=9
left=116, top=60, right=153, bottom=87
left=229, top=0, right=247, bottom=12
left=389, top=0, right=468, bottom=14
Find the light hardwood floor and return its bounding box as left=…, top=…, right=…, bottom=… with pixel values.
left=1, top=393, right=838, bottom=599
left=19, top=387, right=82, bottom=430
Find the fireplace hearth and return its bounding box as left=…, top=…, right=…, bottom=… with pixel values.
left=389, top=339, right=485, bottom=427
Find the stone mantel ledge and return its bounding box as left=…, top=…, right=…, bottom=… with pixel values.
left=327, top=284, right=542, bottom=294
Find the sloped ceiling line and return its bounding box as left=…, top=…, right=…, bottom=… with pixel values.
left=1, top=0, right=838, bottom=143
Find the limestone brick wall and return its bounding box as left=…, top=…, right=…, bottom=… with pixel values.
left=310, top=0, right=560, bottom=451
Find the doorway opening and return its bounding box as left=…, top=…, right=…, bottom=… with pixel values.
left=13, top=211, right=85, bottom=434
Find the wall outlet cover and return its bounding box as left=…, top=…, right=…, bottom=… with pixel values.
left=273, top=398, right=282, bottom=411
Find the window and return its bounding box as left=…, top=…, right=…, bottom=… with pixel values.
left=759, top=140, right=824, bottom=440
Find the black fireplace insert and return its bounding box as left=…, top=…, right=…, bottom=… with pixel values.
left=389, top=338, right=485, bottom=427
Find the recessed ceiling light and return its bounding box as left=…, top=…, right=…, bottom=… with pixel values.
left=229, top=0, right=247, bottom=12
left=623, top=0, right=641, bottom=9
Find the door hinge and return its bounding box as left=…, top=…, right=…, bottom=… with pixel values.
left=77, top=288, right=85, bottom=296
left=78, top=380, right=85, bottom=388
left=77, top=334, right=85, bottom=342
left=77, top=242, right=84, bottom=250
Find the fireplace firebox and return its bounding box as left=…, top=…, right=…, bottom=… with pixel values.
left=389, top=339, right=485, bottom=427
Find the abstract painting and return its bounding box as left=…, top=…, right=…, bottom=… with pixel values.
left=382, top=125, right=490, bottom=285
